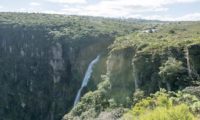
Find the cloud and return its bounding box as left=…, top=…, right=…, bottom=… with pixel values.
left=46, top=0, right=87, bottom=4
left=1, top=0, right=198, bottom=21
left=175, top=13, right=200, bottom=21
left=61, top=3, right=166, bottom=17
left=30, top=2, right=41, bottom=6
left=60, top=0, right=199, bottom=18
left=98, top=0, right=199, bottom=7
left=136, top=13, right=200, bottom=21
left=60, top=0, right=172, bottom=18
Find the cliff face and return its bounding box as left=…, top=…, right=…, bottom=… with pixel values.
left=107, top=44, right=200, bottom=94
left=63, top=22, right=200, bottom=120
left=104, top=23, right=200, bottom=107
left=0, top=13, right=138, bottom=120
left=106, top=48, right=136, bottom=105
left=1, top=13, right=200, bottom=120
left=0, top=24, right=113, bottom=120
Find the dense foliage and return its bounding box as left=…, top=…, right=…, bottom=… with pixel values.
left=123, top=89, right=200, bottom=120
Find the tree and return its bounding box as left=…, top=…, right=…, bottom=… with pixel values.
left=159, top=57, right=185, bottom=91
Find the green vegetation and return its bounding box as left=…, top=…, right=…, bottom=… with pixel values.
left=0, top=12, right=200, bottom=120
left=63, top=75, right=112, bottom=120
left=123, top=89, right=200, bottom=120
left=0, top=12, right=142, bottom=38
left=111, top=22, right=200, bottom=53
left=159, top=57, right=185, bottom=90
left=131, top=104, right=195, bottom=120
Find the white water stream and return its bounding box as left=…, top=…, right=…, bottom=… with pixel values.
left=185, top=47, right=192, bottom=77
left=73, top=55, right=100, bottom=106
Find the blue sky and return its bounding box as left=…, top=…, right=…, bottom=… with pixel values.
left=0, top=0, right=200, bottom=21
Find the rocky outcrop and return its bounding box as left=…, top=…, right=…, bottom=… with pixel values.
left=104, top=44, right=200, bottom=106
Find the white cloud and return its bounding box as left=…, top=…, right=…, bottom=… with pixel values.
left=46, top=0, right=87, bottom=4
left=59, top=0, right=199, bottom=18
left=30, top=2, right=41, bottom=6
left=175, top=13, right=200, bottom=21
left=137, top=13, right=200, bottom=21
left=3, top=0, right=198, bottom=21
left=0, top=5, right=3, bottom=9
left=42, top=10, right=62, bottom=14
left=98, top=0, right=199, bottom=7
left=60, top=0, right=170, bottom=18
left=16, top=7, right=44, bottom=13
left=18, top=8, right=27, bottom=12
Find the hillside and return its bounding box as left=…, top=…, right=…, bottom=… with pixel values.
left=0, top=13, right=199, bottom=120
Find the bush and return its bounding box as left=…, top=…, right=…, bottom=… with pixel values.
left=159, top=57, right=185, bottom=90
left=108, top=98, right=117, bottom=108
left=169, top=30, right=175, bottom=34
left=123, top=89, right=199, bottom=120
left=64, top=75, right=111, bottom=120
left=132, top=89, right=145, bottom=105
left=137, top=104, right=195, bottom=120
left=191, top=101, right=200, bottom=114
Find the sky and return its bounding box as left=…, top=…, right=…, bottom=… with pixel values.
left=0, top=0, right=200, bottom=21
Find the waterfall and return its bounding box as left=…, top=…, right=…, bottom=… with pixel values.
left=132, top=61, right=139, bottom=90
left=73, top=55, right=100, bottom=106
left=185, top=47, right=192, bottom=77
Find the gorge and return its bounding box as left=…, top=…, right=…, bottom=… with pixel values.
left=0, top=12, right=200, bottom=120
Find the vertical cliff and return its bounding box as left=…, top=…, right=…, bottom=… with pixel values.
left=0, top=13, right=142, bottom=120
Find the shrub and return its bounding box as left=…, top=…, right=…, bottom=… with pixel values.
left=123, top=89, right=199, bottom=120
left=132, top=89, right=145, bottom=105
left=159, top=57, right=185, bottom=90
left=108, top=98, right=117, bottom=108
left=169, top=29, right=175, bottom=34
left=191, top=101, right=200, bottom=114
left=138, top=104, right=195, bottom=120
left=65, top=75, right=111, bottom=120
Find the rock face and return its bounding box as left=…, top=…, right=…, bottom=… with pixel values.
left=106, top=48, right=135, bottom=105
left=64, top=43, right=200, bottom=120
left=107, top=44, right=200, bottom=100
left=1, top=13, right=200, bottom=120
left=0, top=18, right=113, bottom=120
